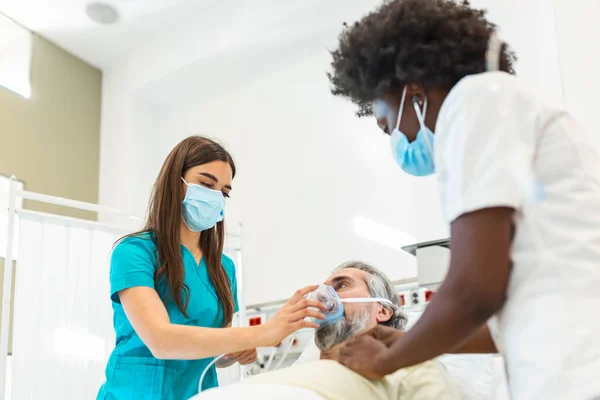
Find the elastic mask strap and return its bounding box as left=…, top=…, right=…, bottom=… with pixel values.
left=412, top=97, right=427, bottom=128
left=486, top=31, right=502, bottom=72
left=341, top=297, right=397, bottom=308
left=395, top=86, right=408, bottom=131
left=181, top=177, right=189, bottom=186
left=412, top=97, right=433, bottom=154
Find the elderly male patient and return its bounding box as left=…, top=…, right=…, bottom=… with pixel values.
left=195, top=262, right=458, bottom=400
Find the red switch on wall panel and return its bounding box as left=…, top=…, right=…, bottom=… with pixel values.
left=424, top=290, right=435, bottom=302
left=399, top=294, right=406, bottom=306
left=249, top=317, right=262, bottom=326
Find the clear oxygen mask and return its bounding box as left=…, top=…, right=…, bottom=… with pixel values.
left=306, top=283, right=397, bottom=328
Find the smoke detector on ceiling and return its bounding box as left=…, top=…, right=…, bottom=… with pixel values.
left=86, top=2, right=119, bottom=25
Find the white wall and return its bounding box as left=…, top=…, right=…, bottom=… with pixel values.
left=554, top=0, right=600, bottom=151
left=98, top=65, right=168, bottom=229
left=98, top=0, right=378, bottom=225
left=100, top=0, right=593, bottom=305
left=471, top=0, right=564, bottom=109
left=99, top=0, right=437, bottom=306
left=159, top=46, right=444, bottom=305
left=477, top=0, right=600, bottom=150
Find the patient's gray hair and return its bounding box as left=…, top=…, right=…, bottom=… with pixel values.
left=334, top=261, right=407, bottom=330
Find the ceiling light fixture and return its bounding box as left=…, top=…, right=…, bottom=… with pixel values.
left=86, top=2, right=119, bottom=25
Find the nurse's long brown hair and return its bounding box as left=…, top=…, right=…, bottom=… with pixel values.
left=124, top=136, right=236, bottom=325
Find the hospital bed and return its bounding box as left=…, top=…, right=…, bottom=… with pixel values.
left=198, top=239, right=511, bottom=400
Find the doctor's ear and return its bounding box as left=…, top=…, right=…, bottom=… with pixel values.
left=376, top=305, right=393, bottom=324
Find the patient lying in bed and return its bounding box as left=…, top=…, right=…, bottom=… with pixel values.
left=195, top=261, right=459, bottom=400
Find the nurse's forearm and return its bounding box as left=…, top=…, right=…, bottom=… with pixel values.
left=153, top=324, right=267, bottom=360
left=215, top=322, right=242, bottom=367
left=120, top=286, right=274, bottom=360
left=379, top=282, right=502, bottom=372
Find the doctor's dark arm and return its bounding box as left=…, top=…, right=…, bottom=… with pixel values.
left=379, top=207, right=512, bottom=370
left=449, top=323, right=497, bottom=354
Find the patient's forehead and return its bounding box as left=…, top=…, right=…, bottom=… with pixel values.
left=324, top=268, right=370, bottom=293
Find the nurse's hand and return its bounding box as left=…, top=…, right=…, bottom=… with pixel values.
left=260, top=285, right=326, bottom=347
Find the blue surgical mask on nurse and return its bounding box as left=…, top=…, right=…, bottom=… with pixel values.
left=181, top=177, right=226, bottom=232
left=373, top=86, right=435, bottom=177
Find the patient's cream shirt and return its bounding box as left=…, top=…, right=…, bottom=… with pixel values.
left=241, top=359, right=459, bottom=400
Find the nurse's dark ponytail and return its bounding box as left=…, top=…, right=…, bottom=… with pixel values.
left=121, top=136, right=236, bottom=326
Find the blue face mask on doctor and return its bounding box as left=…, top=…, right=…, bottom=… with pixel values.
left=181, top=177, right=225, bottom=232
left=390, top=87, right=435, bottom=176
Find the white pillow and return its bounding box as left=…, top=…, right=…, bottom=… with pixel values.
left=437, top=354, right=492, bottom=400
left=490, top=356, right=510, bottom=400
left=407, top=311, right=497, bottom=400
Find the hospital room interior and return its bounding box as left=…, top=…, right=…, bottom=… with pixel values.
left=0, top=0, right=599, bottom=399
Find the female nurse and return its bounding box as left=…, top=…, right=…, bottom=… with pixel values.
left=97, top=136, right=325, bottom=400
left=328, top=1, right=600, bottom=399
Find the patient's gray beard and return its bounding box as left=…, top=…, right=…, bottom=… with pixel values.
left=314, top=307, right=371, bottom=353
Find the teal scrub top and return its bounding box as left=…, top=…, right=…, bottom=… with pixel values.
left=97, top=233, right=239, bottom=400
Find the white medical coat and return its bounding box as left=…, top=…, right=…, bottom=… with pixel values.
left=435, top=71, right=600, bottom=399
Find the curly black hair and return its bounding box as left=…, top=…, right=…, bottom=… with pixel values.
left=328, top=0, right=516, bottom=116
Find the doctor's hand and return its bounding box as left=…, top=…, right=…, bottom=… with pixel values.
left=338, top=332, right=395, bottom=380
left=364, top=325, right=405, bottom=347
left=260, top=285, right=325, bottom=347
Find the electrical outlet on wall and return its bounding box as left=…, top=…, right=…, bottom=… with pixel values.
left=411, top=290, right=420, bottom=306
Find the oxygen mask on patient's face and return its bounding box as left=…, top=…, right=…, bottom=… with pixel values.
left=306, top=283, right=397, bottom=329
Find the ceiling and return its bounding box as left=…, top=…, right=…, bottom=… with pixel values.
left=0, top=0, right=238, bottom=70
left=0, top=0, right=373, bottom=73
